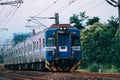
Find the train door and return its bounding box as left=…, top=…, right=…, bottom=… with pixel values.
left=56, top=32, right=71, bottom=58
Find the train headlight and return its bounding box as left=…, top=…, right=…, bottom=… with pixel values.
left=59, top=27, right=67, bottom=30
left=63, top=27, right=67, bottom=30
left=59, top=27, right=63, bottom=30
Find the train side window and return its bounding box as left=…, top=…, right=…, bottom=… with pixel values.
left=15, top=50, right=17, bottom=56
left=33, top=41, right=35, bottom=50
left=21, top=47, right=23, bottom=55
left=43, top=39, right=45, bottom=47
left=26, top=45, right=28, bottom=53
left=19, top=48, right=21, bottom=55
left=18, top=48, right=20, bottom=55
left=16, top=50, right=18, bottom=56
left=71, top=35, right=80, bottom=46
left=24, top=46, right=26, bottom=55
left=28, top=44, right=30, bottom=52
left=34, top=42, right=36, bottom=49
left=46, top=36, right=55, bottom=46
left=25, top=46, right=27, bottom=53
left=37, top=41, right=38, bottom=49
left=30, top=44, right=32, bottom=51
left=39, top=39, right=41, bottom=49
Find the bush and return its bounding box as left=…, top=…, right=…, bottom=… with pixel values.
left=117, top=68, right=120, bottom=73
left=88, top=63, right=100, bottom=72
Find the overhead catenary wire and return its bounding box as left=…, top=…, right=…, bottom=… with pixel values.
left=0, top=5, right=20, bottom=25
left=0, top=0, right=23, bottom=25
left=4, top=0, right=115, bottom=32
left=6, top=4, right=21, bottom=23
left=0, top=6, right=5, bottom=16
left=0, top=0, right=115, bottom=26
left=27, top=0, right=107, bottom=27
left=26, top=0, right=60, bottom=28
left=58, top=0, right=105, bottom=15
left=0, top=6, right=5, bottom=24
left=43, top=0, right=100, bottom=24
left=0, top=6, right=11, bottom=25
left=85, top=1, right=105, bottom=12
left=35, top=0, right=60, bottom=17
left=5, top=5, right=14, bottom=17
left=56, top=0, right=107, bottom=19
left=27, top=18, right=47, bottom=27
left=2, top=5, right=16, bottom=23
left=46, top=0, right=102, bottom=18
left=46, top=0, right=78, bottom=17
left=29, top=0, right=78, bottom=26
left=68, top=0, right=95, bottom=13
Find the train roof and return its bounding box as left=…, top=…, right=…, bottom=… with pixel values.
left=49, top=24, right=73, bottom=28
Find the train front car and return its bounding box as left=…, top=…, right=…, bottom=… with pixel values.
left=44, top=24, right=81, bottom=71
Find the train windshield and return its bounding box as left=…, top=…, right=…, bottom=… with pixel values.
left=58, top=33, right=69, bottom=46
left=46, top=36, right=55, bottom=46
left=71, top=36, right=80, bottom=46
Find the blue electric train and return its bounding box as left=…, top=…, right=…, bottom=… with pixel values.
left=4, top=24, right=81, bottom=71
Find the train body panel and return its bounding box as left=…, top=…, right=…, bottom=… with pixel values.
left=4, top=24, right=81, bottom=71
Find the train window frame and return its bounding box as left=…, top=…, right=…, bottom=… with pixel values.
left=46, top=36, right=55, bottom=46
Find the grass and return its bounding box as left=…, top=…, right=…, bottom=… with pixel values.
left=76, top=68, right=120, bottom=73
left=75, top=69, right=89, bottom=72
left=75, top=66, right=120, bottom=73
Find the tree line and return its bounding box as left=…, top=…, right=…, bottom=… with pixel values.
left=70, top=12, right=120, bottom=72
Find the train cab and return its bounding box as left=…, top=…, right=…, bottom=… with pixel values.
left=44, top=24, right=81, bottom=71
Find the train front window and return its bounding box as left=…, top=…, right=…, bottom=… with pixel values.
left=71, top=36, right=80, bottom=46
left=58, top=34, right=67, bottom=46
left=46, top=36, right=55, bottom=46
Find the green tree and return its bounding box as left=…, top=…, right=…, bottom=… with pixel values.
left=86, top=17, right=100, bottom=26
left=107, top=16, right=118, bottom=29
left=107, top=16, right=120, bottom=68
left=111, top=36, right=120, bottom=68
left=81, top=16, right=119, bottom=69
left=70, top=12, right=88, bottom=30
left=81, top=22, right=117, bottom=68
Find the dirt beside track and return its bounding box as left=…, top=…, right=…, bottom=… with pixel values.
left=0, top=68, right=120, bottom=80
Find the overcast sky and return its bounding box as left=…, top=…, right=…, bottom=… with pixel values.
left=0, top=0, right=118, bottom=41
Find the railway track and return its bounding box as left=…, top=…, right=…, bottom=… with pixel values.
left=0, top=70, right=120, bottom=80
left=68, top=72, right=120, bottom=78
left=0, top=73, right=46, bottom=80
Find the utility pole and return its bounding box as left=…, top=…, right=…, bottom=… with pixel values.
left=55, top=13, right=59, bottom=24
left=118, top=0, right=120, bottom=37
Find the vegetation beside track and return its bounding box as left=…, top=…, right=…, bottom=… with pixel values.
left=70, top=12, right=120, bottom=73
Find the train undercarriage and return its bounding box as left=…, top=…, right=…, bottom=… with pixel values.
left=4, top=59, right=80, bottom=72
